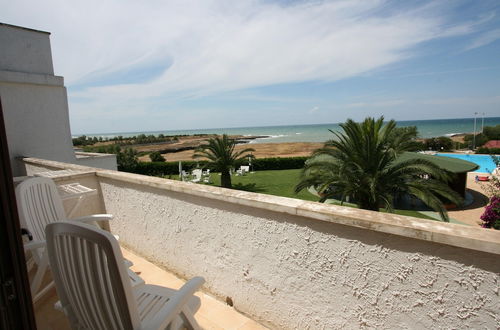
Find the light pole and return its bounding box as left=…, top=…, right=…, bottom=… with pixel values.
left=473, top=112, right=478, bottom=150
left=481, top=112, right=485, bottom=133
left=248, top=153, right=253, bottom=173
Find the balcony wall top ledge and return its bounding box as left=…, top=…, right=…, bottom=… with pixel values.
left=22, top=157, right=500, bottom=255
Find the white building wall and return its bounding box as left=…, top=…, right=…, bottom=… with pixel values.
left=0, top=23, right=116, bottom=174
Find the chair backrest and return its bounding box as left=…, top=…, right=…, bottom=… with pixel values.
left=46, top=221, right=140, bottom=330
left=15, top=177, right=67, bottom=242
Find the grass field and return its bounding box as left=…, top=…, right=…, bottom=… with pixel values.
left=173, top=169, right=436, bottom=220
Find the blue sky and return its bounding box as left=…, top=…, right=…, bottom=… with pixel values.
left=2, top=0, right=500, bottom=134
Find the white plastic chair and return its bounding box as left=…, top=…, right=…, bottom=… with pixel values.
left=15, top=177, right=143, bottom=302
left=190, top=169, right=202, bottom=183
left=46, top=221, right=205, bottom=330
left=240, top=166, right=250, bottom=175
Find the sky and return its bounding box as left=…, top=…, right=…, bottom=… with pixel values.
left=2, top=0, right=500, bottom=134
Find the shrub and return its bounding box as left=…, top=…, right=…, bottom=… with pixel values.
left=480, top=196, right=500, bottom=229
left=423, top=136, right=453, bottom=151
left=483, top=124, right=500, bottom=140
left=117, top=148, right=139, bottom=171
left=476, top=147, right=500, bottom=154
left=251, top=157, right=307, bottom=171
left=463, top=133, right=488, bottom=147
left=124, top=156, right=308, bottom=176
left=130, top=161, right=209, bottom=177
left=149, top=151, right=166, bottom=162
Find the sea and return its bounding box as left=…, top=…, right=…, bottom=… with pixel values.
left=81, top=117, right=500, bottom=144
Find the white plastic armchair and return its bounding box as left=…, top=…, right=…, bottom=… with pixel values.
left=15, top=177, right=143, bottom=302
left=46, top=221, right=205, bottom=330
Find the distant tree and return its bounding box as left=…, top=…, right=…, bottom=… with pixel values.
left=295, top=117, right=463, bottom=221
left=387, top=126, right=421, bottom=151
left=117, top=147, right=139, bottom=171
left=483, top=125, right=500, bottom=140
left=193, top=134, right=254, bottom=188
left=464, top=133, right=488, bottom=148
left=149, top=151, right=166, bottom=162
left=424, top=136, right=453, bottom=151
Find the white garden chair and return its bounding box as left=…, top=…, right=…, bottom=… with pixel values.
left=46, top=221, right=205, bottom=330
left=15, top=177, right=144, bottom=302
left=190, top=169, right=202, bottom=183
left=240, top=166, right=250, bottom=175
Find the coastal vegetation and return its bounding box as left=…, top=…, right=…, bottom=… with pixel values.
left=295, top=117, right=463, bottom=220
left=73, top=133, right=184, bottom=147
left=193, top=134, right=254, bottom=188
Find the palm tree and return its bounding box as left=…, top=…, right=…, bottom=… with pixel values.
left=193, top=134, right=254, bottom=188
left=295, top=117, right=463, bottom=221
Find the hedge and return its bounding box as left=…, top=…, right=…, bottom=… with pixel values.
left=129, top=160, right=208, bottom=176
left=476, top=147, right=500, bottom=154
left=124, top=156, right=308, bottom=177
left=251, top=157, right=307, bottom=171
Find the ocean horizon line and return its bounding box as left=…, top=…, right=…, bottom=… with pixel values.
left=74, top=116, right=500, bottom=137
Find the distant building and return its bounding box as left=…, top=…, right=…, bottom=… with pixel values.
left=484, top=140, right=500, bottom=149
left=0, top=23, right=116, bottom=175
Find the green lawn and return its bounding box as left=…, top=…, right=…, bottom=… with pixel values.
left=174, top=169, right=435, bottom=220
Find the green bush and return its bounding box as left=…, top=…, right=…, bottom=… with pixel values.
left=149, top=151, right=166, bottom=162
left=463, top=133, right=488, bottom=147
left=124, top=157, right=308, bottom=176
left=423, top=136, right=453, bottom=151
left=476, top=147, right=500, bottom=154
left=130, top=161, right=209, bottom=176
left=483, top=125, right=500, bottom=140
left=251, top=157, right=307, bottom=171
left=117, top=148, right=139, bottom=171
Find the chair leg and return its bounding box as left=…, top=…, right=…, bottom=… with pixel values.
left=179, top=305, right=201, bottom=330
left=33, top=281, right=55, bottom=302
left=31, top=252, right=53, bottom=302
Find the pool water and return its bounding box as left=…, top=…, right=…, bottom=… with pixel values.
left=437, top=153, right=498, bottom=173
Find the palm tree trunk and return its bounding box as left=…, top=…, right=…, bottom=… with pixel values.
left=221, top=170, right=232, bottom=188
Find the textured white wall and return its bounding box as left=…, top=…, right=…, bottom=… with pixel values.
left=98, top=177, right=500, bottom=329
left=0, top=23, right=54, bottom=75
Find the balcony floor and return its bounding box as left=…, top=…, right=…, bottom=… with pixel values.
left=34, top=247, right=267, bottom=330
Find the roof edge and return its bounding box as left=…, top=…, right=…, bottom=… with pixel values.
left=0, top=22, right=50, bottom=35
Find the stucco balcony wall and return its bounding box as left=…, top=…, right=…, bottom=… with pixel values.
left=23, top=157, right=500, bottom=329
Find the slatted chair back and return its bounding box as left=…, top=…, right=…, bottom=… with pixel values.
left=46, top=221, right=140, bottom=330
left=15, top=177, right=66, bottom=244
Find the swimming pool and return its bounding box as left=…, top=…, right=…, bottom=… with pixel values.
left=437, top=153, right=498, bottom=173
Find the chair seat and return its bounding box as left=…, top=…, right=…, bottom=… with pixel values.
left=134, top=284, right=201, bottom=329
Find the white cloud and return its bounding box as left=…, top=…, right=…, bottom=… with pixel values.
left=308, top=106, right=319, bottom=114
left=1, top=0, right=487, bottom=132
left=465, top=28, right=500, bottom=51
left=4, top=1, right=470, bottom=92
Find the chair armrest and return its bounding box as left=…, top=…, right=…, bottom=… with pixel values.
left=71, top=214, right=114, bottom=223
left=24, top=240, right=45, bottom=251
left=146, top=277, right=205, bottom=329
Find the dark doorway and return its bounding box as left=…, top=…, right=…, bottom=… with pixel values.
left=0, top=97, right=37, bottom=329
